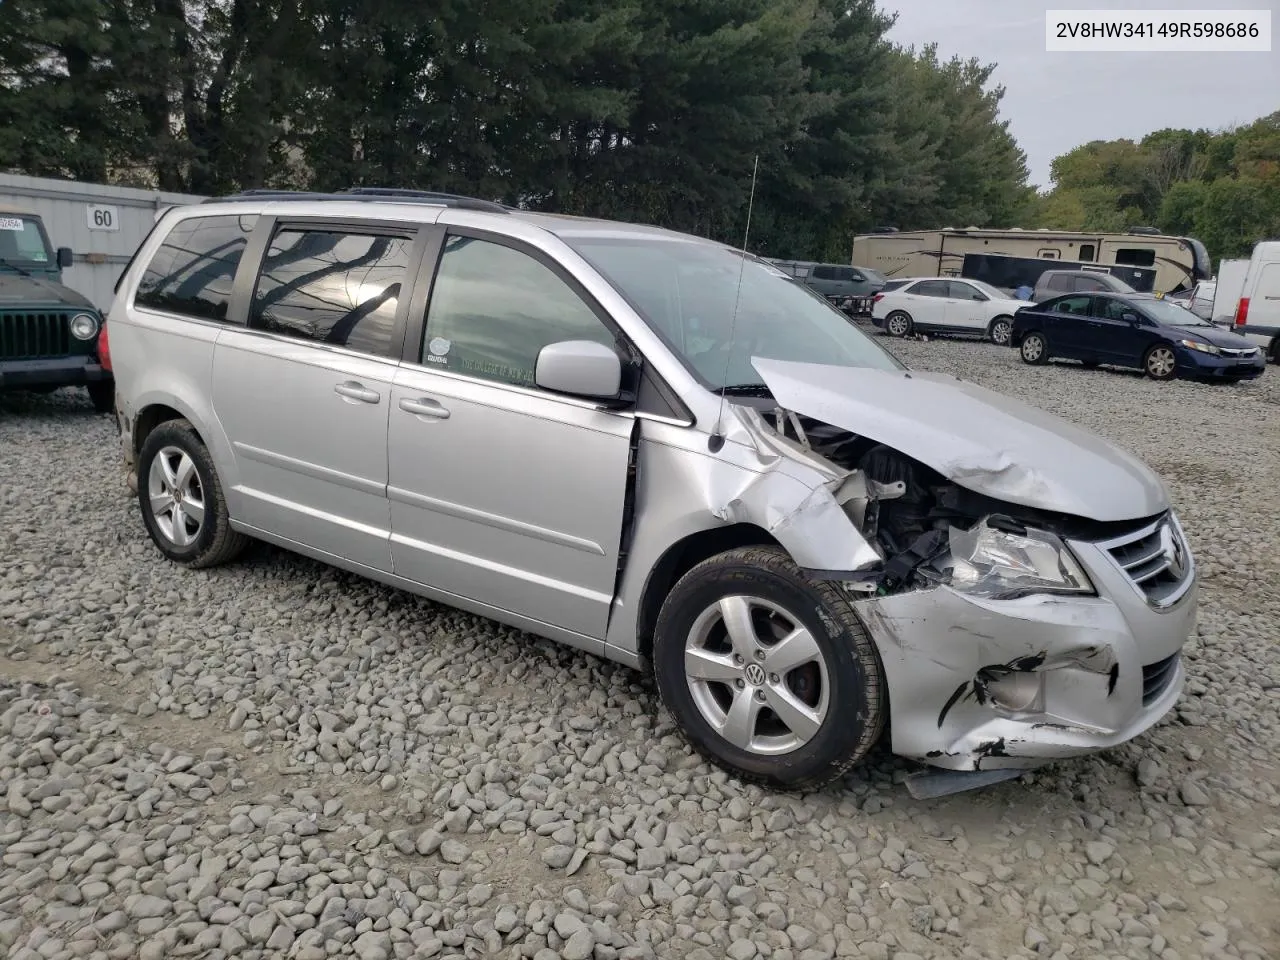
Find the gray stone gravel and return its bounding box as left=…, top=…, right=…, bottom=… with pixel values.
left=2, top=337, right=1279, bottom=960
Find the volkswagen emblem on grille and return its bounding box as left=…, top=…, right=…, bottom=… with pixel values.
left=743, top=663, right=766, bottom=686
left=1160, top=523, right=1187, bottom=580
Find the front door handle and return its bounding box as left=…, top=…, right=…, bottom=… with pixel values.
left=334, top=381, right=381, bottom=404
left=399, top=396, right=451, bottom=420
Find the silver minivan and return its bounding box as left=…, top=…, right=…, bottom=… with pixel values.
left=106, top=190, right=1197, bottom=791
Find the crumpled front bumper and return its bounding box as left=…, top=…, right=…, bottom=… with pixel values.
left=851, top=536, right=1197, bottom=771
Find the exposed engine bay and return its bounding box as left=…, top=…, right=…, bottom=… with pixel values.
left=767, top=408, right=1154, bottom=597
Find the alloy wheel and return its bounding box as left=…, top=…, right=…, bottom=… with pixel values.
left=146, top=446, right=206, bottom=546
left=683, top=595, right=830, bottom=756
left=886, top=313, right=910, bottom=337
left=990, top=319, right=1012, bottom=345
left=1021, top=334, right=1044, bottom=362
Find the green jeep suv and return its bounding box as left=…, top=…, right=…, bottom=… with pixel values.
left=1, top=208, right=112, bottom=411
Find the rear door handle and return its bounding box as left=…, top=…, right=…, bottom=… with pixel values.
left=334, top=381, right=381, bottom=404
left=399, top=396, right=451, bottom=420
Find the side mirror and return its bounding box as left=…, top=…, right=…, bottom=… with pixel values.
left=57, top=247, right=74, bottom=268
left=535, top=340, right=622, bottom=400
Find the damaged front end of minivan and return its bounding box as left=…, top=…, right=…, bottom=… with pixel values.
left=710, top=359, right=1197, bottom=780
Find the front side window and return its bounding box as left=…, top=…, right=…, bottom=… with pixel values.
left=563, top=235, right=905, bottom=391
left=0, top=216, right=52, bottom=264
left=135, top=215, right=257, bottom=322
left=421, top=235, right=617, bottom=389
left=1094, top=297, right=1131, bottom=321
left=1053, top=295, right=1094, bottom=317
left=948, top=281, right=986, bottom=301
left=250, top=228, right=410, bottom=357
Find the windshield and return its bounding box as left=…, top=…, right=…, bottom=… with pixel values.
left=565, top=236, right=906, bottom=390
left=1141, top=298, right=1211, bottom=327
left=0, top=215, right=54, bottom=266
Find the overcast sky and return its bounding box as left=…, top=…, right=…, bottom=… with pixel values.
left=885, top=0, right=1279, bottom=190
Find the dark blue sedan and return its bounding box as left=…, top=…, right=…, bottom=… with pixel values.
left=1010, top=292, right=1266, bottom=382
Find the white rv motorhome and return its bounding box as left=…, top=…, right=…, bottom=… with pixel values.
left=852, top=226, right=1210, bottom=295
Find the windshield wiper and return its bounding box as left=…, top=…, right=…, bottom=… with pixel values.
left=718, top=383, right=774, bottom=397
left=0, top=257, right=32, bottom=278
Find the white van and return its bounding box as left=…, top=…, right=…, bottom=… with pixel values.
left=1233, top=241, right=1280, bottom=361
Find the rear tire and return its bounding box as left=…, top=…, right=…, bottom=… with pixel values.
left=652, top=546, right=885, bottom=791
left=1269, top=338, right=1279, bottom=364
left=1020, top=332, right=1048, bottom=365
left=87, top=381, right=114, bottom=414
left=885, top=311, right=912, bottom=338
left=137, top=419, right=248, bottom=568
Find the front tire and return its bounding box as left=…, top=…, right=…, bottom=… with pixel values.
left=885, top=311, right=912, bottom=338
left=652, top=546, right=885, bottom=790
left=1144, top=344, right=1178, bottom=381
left=1020, top=332, right=1048, bottom=364
left=988, top=316, right=1013, bottom=346
left=137, top=419, right=248, bottom=568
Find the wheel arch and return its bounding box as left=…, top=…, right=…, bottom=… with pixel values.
left=634, top=523, right=783, bottom=673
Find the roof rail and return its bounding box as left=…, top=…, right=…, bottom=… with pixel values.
left=201, top=187, right=510, bottom=214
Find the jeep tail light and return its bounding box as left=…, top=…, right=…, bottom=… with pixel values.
left=1234, top=297, right=1249, bottom=329
left=97, top=321, right=112, bottom=372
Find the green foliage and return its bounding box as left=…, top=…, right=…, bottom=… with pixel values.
left=1031, top=111, right=1280, bottom=265
left=0, top=0, right=1033, bottom=259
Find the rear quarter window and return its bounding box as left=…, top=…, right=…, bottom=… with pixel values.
left=134, top=215, right=259, bottom=323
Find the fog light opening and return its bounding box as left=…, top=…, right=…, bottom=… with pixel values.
left=976, top=667, right=1043, bottom=713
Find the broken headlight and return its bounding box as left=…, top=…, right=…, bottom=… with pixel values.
left=947, top=519, right=1094, bottom=600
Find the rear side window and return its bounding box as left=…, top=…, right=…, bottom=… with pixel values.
left=881, top=279, right=910, bottom=292
left=1045, top=274, right=1070, bottom=292
left=250, top=227, right=412, bottom=358
left=134, top=215, right=258, bottom=322
left=811, top=265, right=836, bottom=280
left=1053, top=295, right=1093, bottom=316
left=911, top=280, right=950, bottom=297
left=421, top=235, right=617, bottom=389
left=1072, top=276, right=1103, bottom=292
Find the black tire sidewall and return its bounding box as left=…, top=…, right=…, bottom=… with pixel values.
left=137, top=424, right=227, bottom=564
left=653, top=554, right=878, bottom=787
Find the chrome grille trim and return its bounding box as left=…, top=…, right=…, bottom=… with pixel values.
left=1094, top=513, right=1195, bottom=609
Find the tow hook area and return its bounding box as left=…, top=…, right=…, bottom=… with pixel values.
left=904, top=766, right=1025, bottom=799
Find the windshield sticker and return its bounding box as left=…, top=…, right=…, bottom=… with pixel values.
left=0, top=217, right=25, bottom=231
left=426, top=337, right=451, bottom=365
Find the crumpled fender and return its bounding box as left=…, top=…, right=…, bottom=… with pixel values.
left=709, top=405, right=883, bottom=573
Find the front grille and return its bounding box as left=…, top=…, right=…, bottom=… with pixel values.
left=1097, top=514, right=1194, bottom=608
left=1141, top=653, right=1180, bottom=706
left=0, top=312, right=71, bottom=360
left=1218, top=346, right=1258, bottom=358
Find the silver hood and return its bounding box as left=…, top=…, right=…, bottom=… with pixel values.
left=750, top=358, right=1169, bottom=523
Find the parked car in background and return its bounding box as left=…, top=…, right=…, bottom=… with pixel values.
left=1032, top=269, right=1136, bottom=302
left=870, top=277, right=1025, bottom=344
left=0, top=207, right=112, bottom=411
left=107, top=188, right=1196, bottom=792
left=1231, top=241, right=1280, bottom=363
left=1011, top=291, right=1265, bottom=382
left=769, top=259, right=886, bottom=313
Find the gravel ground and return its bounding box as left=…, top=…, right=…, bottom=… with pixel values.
left=2, top=335, right=1278, bottom=960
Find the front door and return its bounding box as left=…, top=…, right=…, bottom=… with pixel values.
left=212, top=221, right=418, bottom=572
left=388, top=231, right=634, bottom=640
left=1090, top=295, right=1150, bottom=364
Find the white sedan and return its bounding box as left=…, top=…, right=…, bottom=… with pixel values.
left=870, top=277, right=1027, bottom=345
